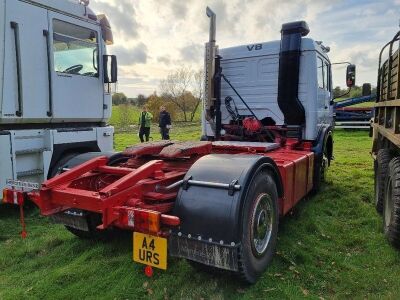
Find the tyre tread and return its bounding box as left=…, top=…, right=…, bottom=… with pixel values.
left=376, top=149, right=391, bottom=214
left=385, top=157, right=400, bottom=249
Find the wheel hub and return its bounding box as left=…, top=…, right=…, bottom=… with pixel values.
left=251, top=194, right=273, bottom=256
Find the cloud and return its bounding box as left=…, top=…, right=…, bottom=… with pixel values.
left=88, top=0, right=400, bottom=96
left=157, top=56, right=172, bottom=65
left=113, top=42, right=148, bottom=65
left=171, top=1, right=189, bottom=18
left=91, top=0, right=139, bottom=39
left=180, top=44, right=203, bottom=63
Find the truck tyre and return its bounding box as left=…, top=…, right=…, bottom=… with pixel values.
left=383, top=157, right=400, bottom=249
left=238, top=170, right=279, bottom=283
left=64, top=211, right=115, bottom=240
left=375, top=149, right=391, bottom=214
left=312, top=130, right=333, bottom=193
left=48, top=152, right=79, bottom=179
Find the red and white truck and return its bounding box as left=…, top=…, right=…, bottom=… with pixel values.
left=3, top=7, right=355, bottom=283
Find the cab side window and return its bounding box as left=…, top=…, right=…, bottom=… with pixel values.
left=317, top=57, right=324, bottom=89
left=52, top=19, right=98, bottom=77
left=324, top=61, right=331, bottom=92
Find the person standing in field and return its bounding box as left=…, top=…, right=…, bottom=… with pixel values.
left=159, top=105, right=171, bottom=140
left=138, top=106, right=153, bottom=143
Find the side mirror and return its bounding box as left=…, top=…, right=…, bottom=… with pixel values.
left=103, top=55, right=118, bottom=83
left=346, top=64, right=356, bottom=87
left=362, top=83, right=371, bottom=96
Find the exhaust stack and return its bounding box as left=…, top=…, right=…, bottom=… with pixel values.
left=277, top=21, right=309, bottom=126
left=203, top=7, right=218, bottom=133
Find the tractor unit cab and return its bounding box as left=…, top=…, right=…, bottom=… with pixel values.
left=0, top=0, right=117, bottom=201
left=202, top=8, right=334, bottom=143
left=0, top=0, right=117, bottom=124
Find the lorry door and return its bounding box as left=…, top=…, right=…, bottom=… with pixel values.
left=316, top=56, right=331, bottom=124
left=48, top=12, right=103, bottom=122
left=2, top=0, right=49, bottom=121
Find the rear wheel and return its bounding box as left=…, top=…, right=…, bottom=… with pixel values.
left=238, top=170, right=279, bottom=284
left=383, top=157, right=400, bottom=249
left=63, top=210, right=114, bottom=240
left=375, top=149, right=391, bottom=214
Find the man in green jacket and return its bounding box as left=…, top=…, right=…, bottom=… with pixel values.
left=138, top=106, right=153, bottom=142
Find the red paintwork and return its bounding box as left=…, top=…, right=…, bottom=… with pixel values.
left=23, top=138, right=315, bottom=235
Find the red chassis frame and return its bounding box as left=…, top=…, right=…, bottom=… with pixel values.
left=4, top=136, right=314, bottom=237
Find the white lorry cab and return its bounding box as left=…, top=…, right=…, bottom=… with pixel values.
left=0, top=0, right=117, bottom=200
left=203, top=21, right=337, bottom=142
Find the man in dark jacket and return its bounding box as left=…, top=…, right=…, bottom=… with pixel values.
left=159, top=106, right=171, bottom=140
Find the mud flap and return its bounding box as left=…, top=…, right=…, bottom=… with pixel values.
left=171, top=154, right=282, bottom=271
left=50, top=209, right=90, bottom=231
left=169, top=234, right=239, bottom=271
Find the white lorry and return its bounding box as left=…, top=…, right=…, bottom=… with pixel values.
left=0, top=0, right=117, bottom=200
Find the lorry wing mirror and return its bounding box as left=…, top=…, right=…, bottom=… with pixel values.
left=362, top=83, right=371, bottom=96
left=103, top=55, right=118, bottom=83
left=346, top=64, right=356, bottom=87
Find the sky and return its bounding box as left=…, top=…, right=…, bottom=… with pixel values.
left=89, top=0, right=400, bottom=98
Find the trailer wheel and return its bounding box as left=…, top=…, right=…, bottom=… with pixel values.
left=238, top=170, right=279, bottom=283
left=375, top=149, right=391, bottom=214
left=383, top=157, right=400, bottom=249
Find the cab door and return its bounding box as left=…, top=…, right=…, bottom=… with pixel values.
left=48, top=12, right=104, bottom=122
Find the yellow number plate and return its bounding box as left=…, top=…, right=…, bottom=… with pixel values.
left=133, top=232, right=167, bottom=270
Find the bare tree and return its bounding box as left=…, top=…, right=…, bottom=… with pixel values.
left=159, top=67, right=204, bottom=122
left=190, top=69, right=204, bottom=122
left=160, top=67, right=195, bottom=122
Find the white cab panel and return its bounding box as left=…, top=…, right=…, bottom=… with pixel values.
left=0, top=1, right=4, bottom=111
left=205, top=38, right=332, bottom=141
left=2, top=0, right=49, bottom=123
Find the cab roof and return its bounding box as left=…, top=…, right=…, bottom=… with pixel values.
left=220, top=38, right=330, bottom=61
left=25, top=0, right=97, bottom=22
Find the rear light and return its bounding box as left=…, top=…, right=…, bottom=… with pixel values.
left=119, top=208, right=180, bottom=233
left=135, top=209, right=161, bottom=234
left=2, top=189, right=24, bottom=205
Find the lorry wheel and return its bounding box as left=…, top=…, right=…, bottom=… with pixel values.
left=383, top=157, right=400, bottom=249
left=238, top=170, right=279, bottom=283
left=312, top=141, right=329, bottom=193
left=375, top=149, right=391, bottom=214
left=64, top=211, right=113, bottom=240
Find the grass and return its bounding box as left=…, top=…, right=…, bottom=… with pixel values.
left=1, top=127, right=400, bottom=299
left=109, top=105, right=202, bottom=133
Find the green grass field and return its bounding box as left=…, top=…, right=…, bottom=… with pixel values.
left=1, top=127, right=400, bottom=299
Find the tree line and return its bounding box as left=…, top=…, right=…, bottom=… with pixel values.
left=112, top=67, right=203, bottom=123
left=332, top=85, right=376, bottom=99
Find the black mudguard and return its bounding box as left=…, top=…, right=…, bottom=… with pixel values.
left=62, top=151, right=122, bottom=169
left=169, top=154, right=282, bottom=271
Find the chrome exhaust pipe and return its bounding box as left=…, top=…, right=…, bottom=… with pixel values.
left=203, top=7, right=218, bottom=135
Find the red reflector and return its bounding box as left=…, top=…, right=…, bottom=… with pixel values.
left=2, top=189, right=24, bottom=205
